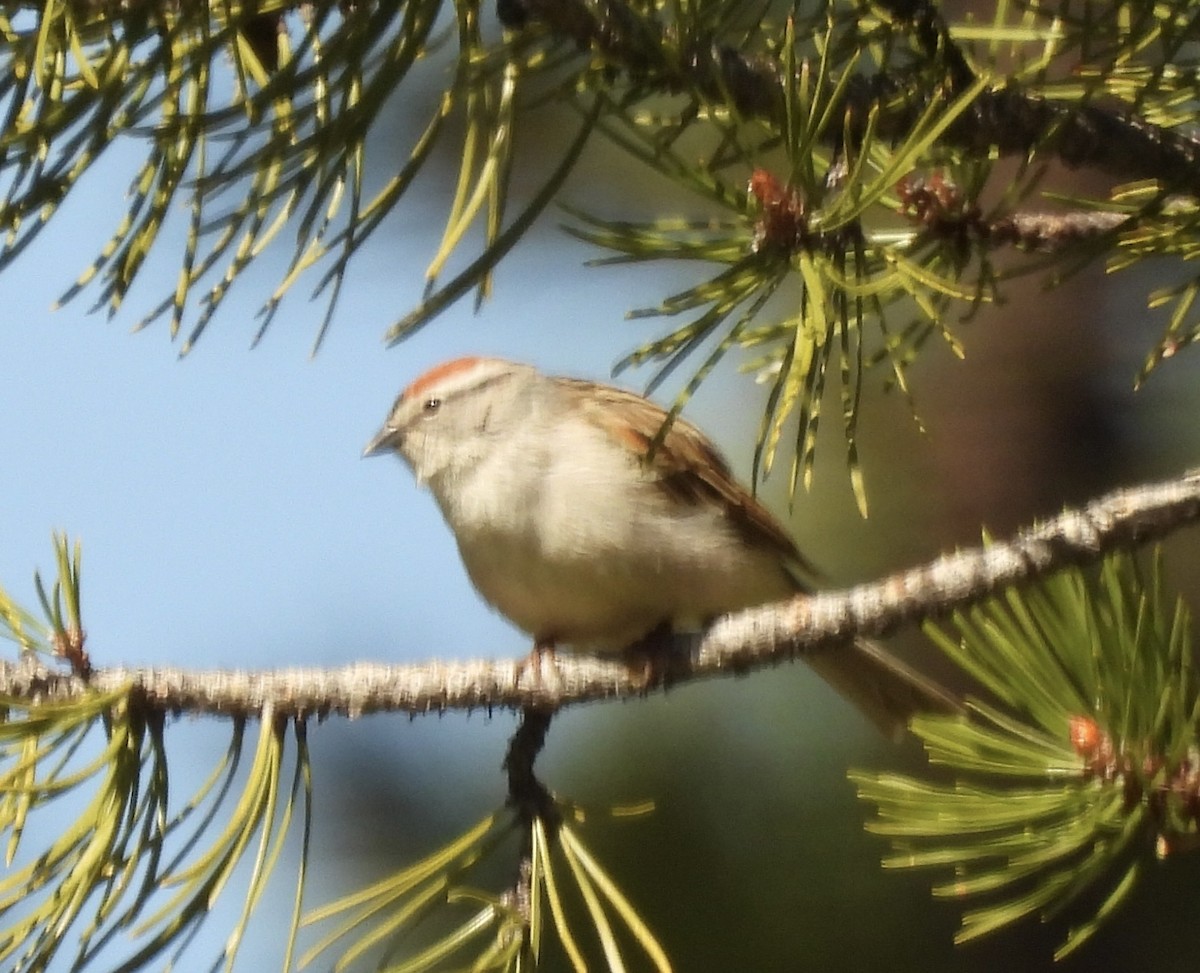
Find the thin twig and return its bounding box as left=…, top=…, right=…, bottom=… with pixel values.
left=502, top=706, right=557, bottom=927
left=504, top=707, right=556, bottom=825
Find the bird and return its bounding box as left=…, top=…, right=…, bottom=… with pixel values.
left=364, top=356, right=959, bottom=734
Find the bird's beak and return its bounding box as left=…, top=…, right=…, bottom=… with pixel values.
left=362, top=425, right=402, bottom=458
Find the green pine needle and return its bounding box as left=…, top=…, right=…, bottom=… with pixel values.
left=852, top=548, right=1198, bottom=958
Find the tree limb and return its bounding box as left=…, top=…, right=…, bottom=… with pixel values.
left=5, top=466, right=1199, bottom=719
left=513, top=0, right=1200, bottom=196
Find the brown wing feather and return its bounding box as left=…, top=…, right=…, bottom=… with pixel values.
left=556, top=377, right=817, bottom=581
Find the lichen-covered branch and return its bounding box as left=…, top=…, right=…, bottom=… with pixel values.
left=7, top=465, right=1200, bottom=720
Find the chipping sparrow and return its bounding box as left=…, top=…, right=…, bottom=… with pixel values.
left=364, top=357, right=958, bottom=733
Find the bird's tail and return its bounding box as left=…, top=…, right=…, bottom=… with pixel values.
left=805, top=638, right=962, bottom=739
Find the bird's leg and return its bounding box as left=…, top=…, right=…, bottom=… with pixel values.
left=517, top=636, right=558, bottom=689
left=531, top=637, right=557, bottom=665
left=622, top=621, right=688, bottom=690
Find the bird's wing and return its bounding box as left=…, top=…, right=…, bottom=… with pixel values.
left=556, top=377, right=817, bottom=582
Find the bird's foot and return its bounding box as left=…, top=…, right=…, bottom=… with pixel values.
left=622, top=622, right=689, bottom=691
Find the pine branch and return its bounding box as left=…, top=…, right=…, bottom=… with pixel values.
left=511, top=0, right=1200, bottom=195
left=854, top=547, right=1199, bottom=958
left=896, top=178, right=1133, bottom=251
left=6, top=464, right=1200, bottom=719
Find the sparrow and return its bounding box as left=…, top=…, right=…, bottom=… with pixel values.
left=365, top=356, right=959, bottom=733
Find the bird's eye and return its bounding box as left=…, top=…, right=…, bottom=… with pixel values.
left=422, top=397, right=442, bottom=416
